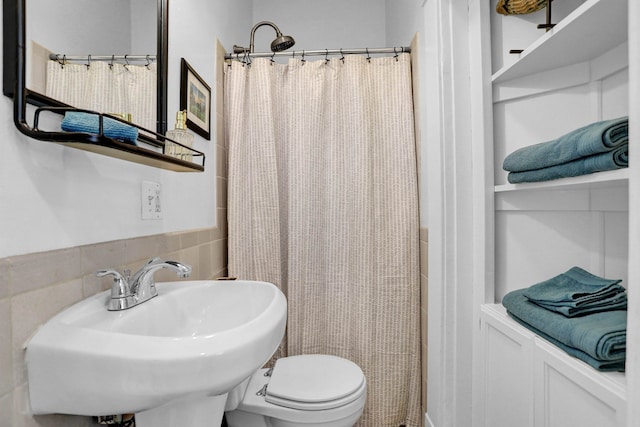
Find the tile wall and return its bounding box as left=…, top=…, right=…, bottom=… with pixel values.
left=0, top=226, right=228, bottom=427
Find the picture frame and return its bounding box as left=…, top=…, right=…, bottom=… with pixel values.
left=179, top=58, right=211, bottom=140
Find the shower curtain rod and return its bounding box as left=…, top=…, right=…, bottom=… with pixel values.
left=48, top=53, right=156, bottom=64
left=224, top=46, right=411, bottom=60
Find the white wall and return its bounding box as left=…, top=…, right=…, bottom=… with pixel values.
left=131, top=0, right=158, bottom=54
left=2, top=0, right=423, bottom=259
left=0, top=0, right=252, bottom=258
left=385, top=0, right=424, bottom=47
left=251, top=0, right=386, bottom=52
left=27, top=0, right=132, bottom=56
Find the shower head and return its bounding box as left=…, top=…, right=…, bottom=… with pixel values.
left=234, top=21, right=296, bottom=54
left=271, top=34, right=295, bottom=52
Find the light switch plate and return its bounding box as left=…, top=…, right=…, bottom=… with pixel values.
left=141, top=181, right=162, bottom=220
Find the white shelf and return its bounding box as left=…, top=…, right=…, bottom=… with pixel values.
left=492, top=0, right=628, bottom=84
left=482, top=303, right=627, bottom=391
left=495, top=169, right=629, bottom=193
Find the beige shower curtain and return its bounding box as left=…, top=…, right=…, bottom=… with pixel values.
left=225, top=53, right=421, bottom=427
left=46, top=61, right=157, bottom=132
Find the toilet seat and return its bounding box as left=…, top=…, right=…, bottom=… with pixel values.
left=226, top=355, right=367, bottom=427
left=265, top=354, right=366, bottom=411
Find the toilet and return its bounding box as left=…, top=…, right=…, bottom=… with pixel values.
left=224, top=354, right=367, bottom=427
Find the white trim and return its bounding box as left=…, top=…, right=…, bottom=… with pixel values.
left=424, top=0, right=476, bottom=426
left=426, top=412, right=436, bottom=427
left=626, top=1, right=640, bottom=426
left=469, top=0, right=495, bottom=424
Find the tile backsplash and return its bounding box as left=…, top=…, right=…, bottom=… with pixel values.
left=0, top=227, right=228, bottom=427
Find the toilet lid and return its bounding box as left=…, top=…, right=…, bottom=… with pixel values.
left=265, top=354, right=365, bottom=411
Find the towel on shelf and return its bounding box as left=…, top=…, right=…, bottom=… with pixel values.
left=61, top=111, right=138, bottom=144
left=503, top=116, right=628, bottom=173
left=532, top=293, right=627, bottom=317
left=506, top=144, right=628, bottom=183
left=522, top=266, right=626, bottom=316
left=502, top=288, right=626, bottom=371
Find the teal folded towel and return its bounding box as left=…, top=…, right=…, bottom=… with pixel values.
left=533, top=293, right=627, bottom=317
left=522, top=266, right=626, bottom=317
left=506, top=144, right=628, bottom=183
left=502, top=289, right=626, bottom=371
left=503, top=117, right=628, bottom=172
left=61, top=112, right=138, bottom=144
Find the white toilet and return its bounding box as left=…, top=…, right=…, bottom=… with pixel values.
left=224, top=354, right=367, bottom=427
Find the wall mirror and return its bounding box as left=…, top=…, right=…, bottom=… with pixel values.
left=2, top=0, right=204, bottom=172
left=3, top=0, right=169, bottom=136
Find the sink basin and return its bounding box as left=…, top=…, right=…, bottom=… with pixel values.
left=26, top=280, right=287, bottom=421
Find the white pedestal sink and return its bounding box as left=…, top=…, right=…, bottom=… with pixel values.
left=25, top=280, right=287, bottom=427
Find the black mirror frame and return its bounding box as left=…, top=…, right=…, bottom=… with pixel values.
left=3, top=0, right=169, bottom=136
left=0, top=0, right=205, bottom=172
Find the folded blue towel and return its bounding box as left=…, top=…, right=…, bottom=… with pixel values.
left=503, top=117, right=628, bottom=172
left=506, top=144, right=627, bottom=183
left=502, top=289, right=626, bottom=371
left=523, top=266, right=623, bottom=305
left=61, top=112, right=138, bottom=144
left=534, top=293, right=627, bottom=317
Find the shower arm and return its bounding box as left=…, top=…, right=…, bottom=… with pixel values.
left=233, top=21, right=285, bottom=54
left=249, top=21, right=283, bottom=53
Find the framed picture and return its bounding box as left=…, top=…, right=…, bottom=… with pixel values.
left=179, top=58, right=211, bottom=140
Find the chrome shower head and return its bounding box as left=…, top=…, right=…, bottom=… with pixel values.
left=236, top=21, right=295, bottom=53
left=271, top=34, right=295, bottom=52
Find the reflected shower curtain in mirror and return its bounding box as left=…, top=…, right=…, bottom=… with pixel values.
left=46, top=61, right=157, bottom=132
left=225, top=53, right=421, bottom=427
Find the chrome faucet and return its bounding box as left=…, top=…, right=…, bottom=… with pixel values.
left=97, top=258, right=192, bottom=311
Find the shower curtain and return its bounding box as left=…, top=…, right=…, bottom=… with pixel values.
left=46, top=61, right=157, bottom=132
left=225, top=53, right=421, bottom=427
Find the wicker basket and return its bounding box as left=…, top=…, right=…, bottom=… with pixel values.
left=496, top=0, right=548, bottom=15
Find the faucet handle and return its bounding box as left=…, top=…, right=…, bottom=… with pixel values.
left=96, top=269, right=131, bottom=299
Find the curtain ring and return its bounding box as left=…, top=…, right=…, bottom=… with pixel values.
left=56, top=54, right=65, bottom=68
left=366, top=48, right=371, bottom=63
left=242, top=51, right=251, bottom=67
left=86, top=54, right=91, bottom=69
left=394, top=47, right=399, bottom=61
left=270, top=52, right=275, bottom=65
left=340, top=48, right=345, bottom=63
left=123, top=54, right=130, bottom=70
left=301, top=50, right=306, bottom=64
left=145, top=54, right=152, bottom=69
left=324, top=49, right=330, bottom=65
left=109, top=55, right=115, bottom=69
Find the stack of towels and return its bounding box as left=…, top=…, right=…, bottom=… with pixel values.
left=502, top=117, right=629, bottom=184
left=502, top=266, right=627, bottom=371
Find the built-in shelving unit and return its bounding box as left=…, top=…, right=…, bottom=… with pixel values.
left=475, top=0, right=631, bottom=425
left=492, top=0, right=628, bottom=83
left=494, top=168, right=629, bottom=193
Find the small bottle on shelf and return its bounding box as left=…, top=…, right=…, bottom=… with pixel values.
left=165, top=110, right=194, bottom=161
